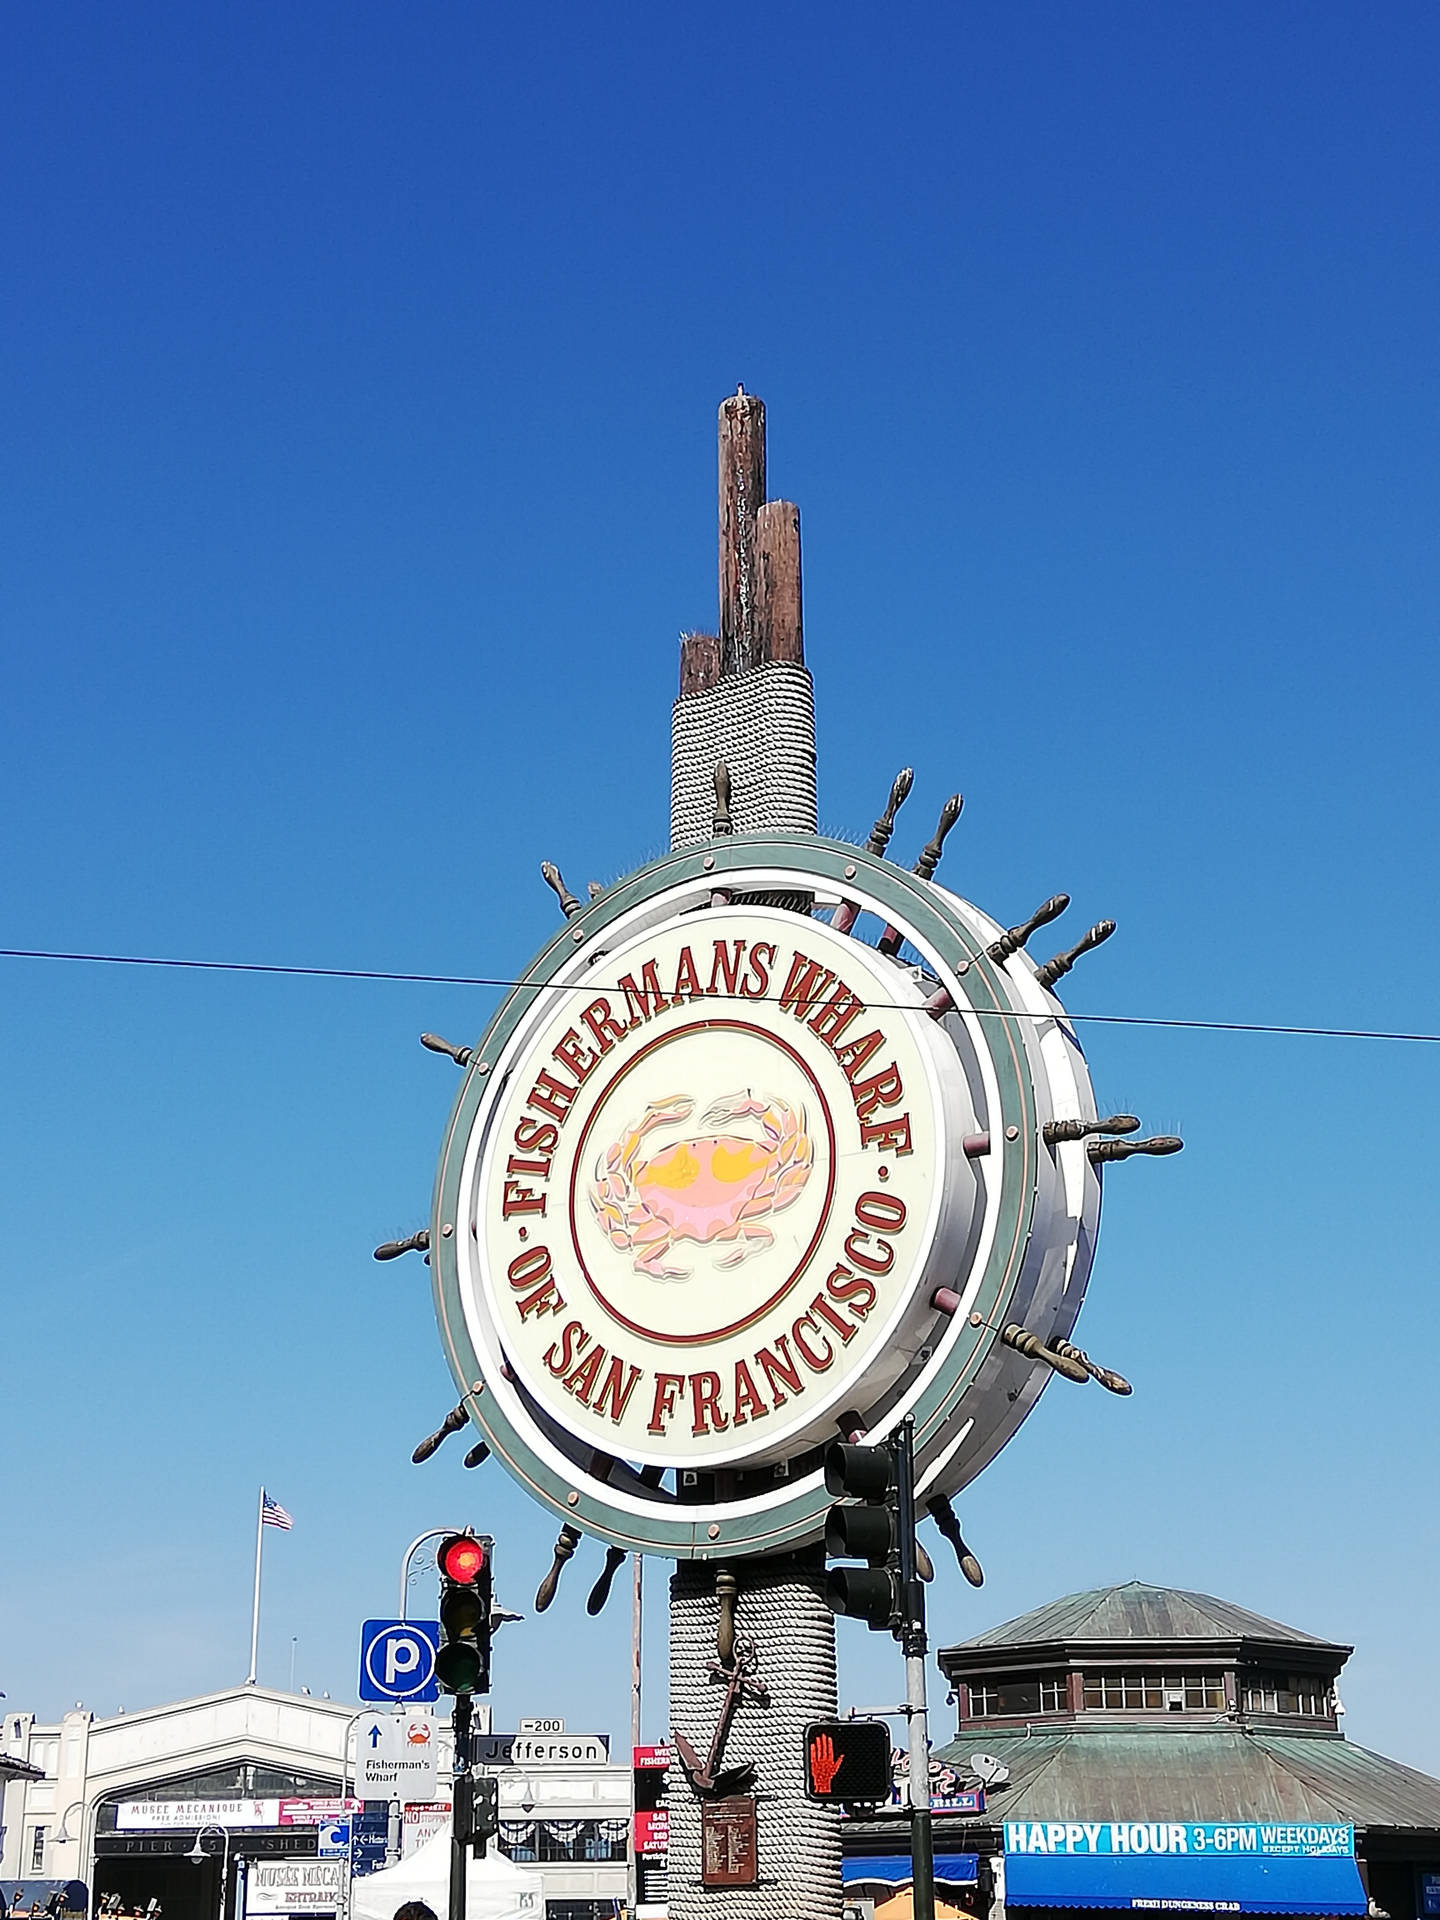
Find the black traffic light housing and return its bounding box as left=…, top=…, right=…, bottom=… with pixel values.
left=823, top=1442, right=900, bottom=1632
left=456, top=1774, right=499, bottom=1855
left=803, top=1718, right=894, bottom=1803
left=435, top=1530, right=493, bottom=1695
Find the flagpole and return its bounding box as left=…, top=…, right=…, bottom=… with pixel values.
left=247, top=1485, right=265, bottom=1685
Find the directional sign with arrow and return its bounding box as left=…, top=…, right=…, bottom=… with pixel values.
left=354, top=1710, right=439, bottom=1799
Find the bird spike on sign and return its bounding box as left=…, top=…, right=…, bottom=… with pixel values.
left=405, top=396, right=1182, bottom=1570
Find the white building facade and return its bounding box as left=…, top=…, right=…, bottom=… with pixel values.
left=2, top=1692, right=626, bottom=1920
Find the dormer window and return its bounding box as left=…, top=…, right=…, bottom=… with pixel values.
left=1242, top=1670, right=1331, bottom=1716
left=1082, top=1672, right=1225, bottom=1710
left=968, top=1672, right=1067, bottom=1716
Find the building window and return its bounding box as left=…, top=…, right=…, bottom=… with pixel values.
left=1082, top=1672, right=1225, bottom=1711
left=30, top=1827, right=47, bottom=1873
left=967, top=1672, right=1067, bottom=1716
left=1242, top=1671, right=1330, bottom=1716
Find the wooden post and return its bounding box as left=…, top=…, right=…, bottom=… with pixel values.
left=718, top=389, right=766, bottom=677
left=679, top=630, right=722, bottom=695
left=755, top=501, right=803, bottom=664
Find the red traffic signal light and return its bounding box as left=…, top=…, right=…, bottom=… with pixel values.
left=802, top=1719, right=893, bottom=1803
left=438, top=1534, right=487, bottom=1583
left=436, top=1532, right=493, bottom=1696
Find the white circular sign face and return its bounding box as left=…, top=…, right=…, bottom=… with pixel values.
left=460, top=904, right=977, bottom=1468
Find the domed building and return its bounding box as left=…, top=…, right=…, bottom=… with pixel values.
left=844, top=1583, right=1440, bottom=1920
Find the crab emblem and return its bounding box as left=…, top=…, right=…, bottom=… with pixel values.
left=588, top=1091, right=815, bottom=1280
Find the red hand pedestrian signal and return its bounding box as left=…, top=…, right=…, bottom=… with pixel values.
left=802, top=1719, right=892, bottom=1803
left=809, top=1732, right=843, bottom=1795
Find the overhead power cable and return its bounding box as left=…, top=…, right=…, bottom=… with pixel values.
left=1, top=944, right=1437, bottom=1046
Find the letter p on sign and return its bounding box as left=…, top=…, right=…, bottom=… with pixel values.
left=359, top=1619, right=441, bottom=1702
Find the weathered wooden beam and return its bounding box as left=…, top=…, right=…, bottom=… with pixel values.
left=756, top=500, right=803, bottom=665
left=679, top=630, right=722, bottom=695
left=718, top=388, right=765, bottom=677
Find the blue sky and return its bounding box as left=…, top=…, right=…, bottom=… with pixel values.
left=3, top=0, right=1439, bottom=1772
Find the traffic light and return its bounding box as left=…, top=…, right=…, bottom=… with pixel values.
left=435, top=1531, right=493, bottom=1695
left=803, top=1719, right=894, bottom=1803
left=823, top=1442, right=899, bottom=1631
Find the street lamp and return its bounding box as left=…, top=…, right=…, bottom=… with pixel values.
left=52, top=1800, right=88, bottom=1889
left=398, top=1529, right=455, bottom=1619
left=52, top=1801, right=86, bottom=1846
left=187, top=1825, right=232, bottom=1920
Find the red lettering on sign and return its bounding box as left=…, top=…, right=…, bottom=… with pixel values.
left=581, top=998, right=629, bottom=1056
left=690, top=1371, right=728, bottom=1434
left=791, top=1311, right=834, bottom=1372
left=742, top=943, right=774, bottom=997
left=779, top=951, right=836, bottom=1020
left=648, top=1372, right=685, bottom=1434
left=756, top=1336, right=803, bottom=1405
left=808, top=1290, right=858, bottom=1345
left=618, top=961, right=671, bottom=1028
left=671, top=945, right=704, bottom=1003
left=513, top=1116, right=559, bottom=1157
left=852, top=1063, right=904, bottom=1121
left=860, top=1113, right=912, bottom=1155
left=832, top=1028, right=885, bottom=1082
left=502, top=1179, right=546, bottom=1219
left=516, top=1278, right=565, bottom=1321
left=825, top=1261, right=877, bottom=1321
left=809, top=981, right=864, bottom=1048
left=730, top=1358, right=768, bottom=1426
left=855, top=1190, right=907, bottom=1231
left=508, top=1246, right=552, bottom=1289
left=552, top=1028, right=595, bottom=1082
left=593, top=1356, right=642, bottom=1424
left=528, top=1070, right=579, bottom=1123
left=844, top=1229, right=894, bottom=1276
left=563, top=1342, right=606, bottom=1406
left=544, top=1321, right=589, bottom=1376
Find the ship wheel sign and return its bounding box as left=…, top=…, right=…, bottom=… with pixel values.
left=410, top=806, right=1179, bottom=1564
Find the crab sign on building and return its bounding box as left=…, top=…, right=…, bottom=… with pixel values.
left=395, top=390, right=1179, bottom=1920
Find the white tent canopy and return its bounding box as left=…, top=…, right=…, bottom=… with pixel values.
left=350, top=1826, right=540, bottom=1920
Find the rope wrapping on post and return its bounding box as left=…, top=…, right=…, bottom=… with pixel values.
left=670, top=663, right=817, bottom=848
left=669, top=1556, right=842, bottom=1920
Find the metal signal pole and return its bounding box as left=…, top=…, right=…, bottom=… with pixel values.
left=894, top=1418, right=936, bottom=1920
left=450, top=1692, right=472, bottom=1920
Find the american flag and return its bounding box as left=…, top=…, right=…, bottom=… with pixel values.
left=261, top=1491, right=293, bottom=1531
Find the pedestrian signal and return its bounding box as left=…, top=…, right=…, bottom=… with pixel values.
left=435, top=1530, right=493, bottom=1696
left=802, top=1719, right=893, bottom=1803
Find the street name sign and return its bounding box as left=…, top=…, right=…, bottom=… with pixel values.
left=358, top=1618, right=440, bottom=1702
left=473, top=1733, right=609, bottom=1767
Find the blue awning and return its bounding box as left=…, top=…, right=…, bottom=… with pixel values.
left=1004, top=1852, right=1367, bottom=1915
left=843, top=1855, right=979, bottom=1888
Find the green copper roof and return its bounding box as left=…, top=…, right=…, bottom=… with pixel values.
left=930, top=1729, right=1440, bottom=1831
left=947, top=1582, right=1348, bottom=1655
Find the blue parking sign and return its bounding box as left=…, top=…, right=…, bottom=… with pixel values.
left=358, top=1619, right=440, bottom=1702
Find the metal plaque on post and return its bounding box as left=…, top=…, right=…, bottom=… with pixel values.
left=701, top=1797, right=759, bottom=1888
